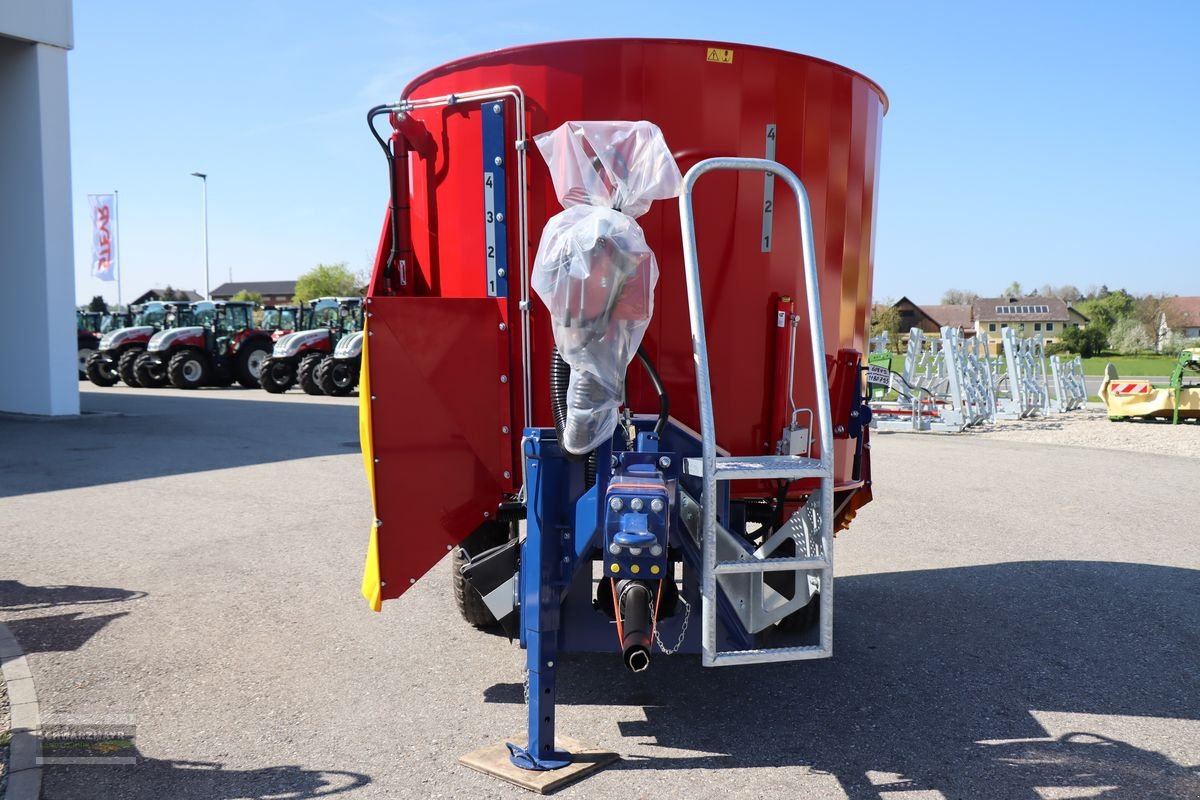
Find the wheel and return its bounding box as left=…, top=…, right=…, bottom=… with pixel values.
left=235, top=341, right=272, bottom=389
left=315, top=357, right=354, bottom=396
left=133, top=352, right=169, bottom=388
left=117, top=348, right=144, bottom=387
left=452, top=520, right=511, bottom=629
left=259, top=358, right=295, bottom=394
left=297, top=353, right=326, bottom=396
left=78, top=346, right=96, bottom=379
left=85, top=352, right=118, bottom=387
left=167, top=350, right=210, bottom=389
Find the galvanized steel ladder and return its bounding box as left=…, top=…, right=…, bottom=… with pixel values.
left=677, top=158, right=835, bottom=667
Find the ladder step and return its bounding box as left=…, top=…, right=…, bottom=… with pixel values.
left=708, top=644, right=831, bottom=666
left=714, top=556, right=828, bottom=574
left=684, top=455, right=827, bottom=481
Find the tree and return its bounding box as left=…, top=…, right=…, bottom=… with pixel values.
left=1001, top=280, right=1023, bottom=297
left=870, top=304, right=902, bottom=351
left=231, top=290, right=263, bottom=304
left=1107, top=318, right=1154, bottom=354
left=940, top=289, right=979, bottom=305
left=1076, top=289, right=1135, bottom=337
left=159, top=285, right=190, bottom=301
left=294, top=262, right=357, bottom=303
left=1061, top=325, right=1108, bottom=358
left=1054, top=284, right=1082, bottom=302
left=88, top=295, right=107, bottom=312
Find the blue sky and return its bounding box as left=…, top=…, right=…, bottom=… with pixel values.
left=70, top=1, right=1198, bottom=307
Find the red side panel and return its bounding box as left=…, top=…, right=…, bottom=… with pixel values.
left=367, top=296, right=513, bottom=601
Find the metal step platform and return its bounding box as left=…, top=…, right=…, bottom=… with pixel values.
left=677, top=157, right=835, bottom=667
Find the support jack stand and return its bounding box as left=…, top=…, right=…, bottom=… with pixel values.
left=459, top=737, right=619, bottom=794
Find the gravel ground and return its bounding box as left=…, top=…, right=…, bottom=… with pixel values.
left=963, top=404, right=1200, bottom=458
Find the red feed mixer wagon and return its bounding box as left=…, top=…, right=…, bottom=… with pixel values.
left=358, top=38, right=885, bottom=786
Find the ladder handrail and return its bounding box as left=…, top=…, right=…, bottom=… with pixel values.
left=678, top=157, right=834, bottom=664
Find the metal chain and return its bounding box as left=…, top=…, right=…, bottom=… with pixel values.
left=514, top=646, right=529, bottom=705
left=651, top=593, right=691, bottom=655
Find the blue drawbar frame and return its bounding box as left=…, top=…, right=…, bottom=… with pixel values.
left=513, top=418, right=737, bottom=770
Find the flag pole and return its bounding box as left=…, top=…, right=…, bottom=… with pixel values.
left=114, top=189, right=123, bottom=309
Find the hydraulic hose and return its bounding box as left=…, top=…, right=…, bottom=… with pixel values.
left=367, top=105, right=400, bottom=285
left=550, top=346, right=572, bottom=442
left=635, top=346, right=669, bottom=436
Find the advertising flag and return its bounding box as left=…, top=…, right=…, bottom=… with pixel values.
left=89, top=194, right=116, bottom=282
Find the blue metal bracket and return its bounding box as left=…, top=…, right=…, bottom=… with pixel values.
left=481, top=100, right=509, bottom=298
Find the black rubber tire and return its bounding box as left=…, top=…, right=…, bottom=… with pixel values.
left=133, top=352, right=169, bottom=388
left=235, top=341, right=272, bottom=389
left=452, top=521, right=511, bottom=629
left=85, top=352, right=118, bottom=387
left=315, top=357, right=354, bottom=396
left=259, top=359, right=294, bottom=394
left=297, top=353, right=326, bottom=396
left=168, top=350, right=209, bottom=389
left=117, top=348, right=144, bottom=387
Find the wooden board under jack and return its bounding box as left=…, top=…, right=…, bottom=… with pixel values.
left=459, top=736, right=620, bottom=794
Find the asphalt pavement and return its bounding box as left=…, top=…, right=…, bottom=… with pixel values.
left=1, top=385, right=1197, bottom=799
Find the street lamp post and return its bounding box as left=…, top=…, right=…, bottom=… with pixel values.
left=190, top=172, right=210, bottom=299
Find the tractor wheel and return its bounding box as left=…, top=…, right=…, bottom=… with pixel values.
left=168, top=350, right=210, bottom=389
left=452, top=521, right=511, bottom=629
left=259, top=359, right=294, bottom=394
left=117, top=348, right=144, bottom=387
left=78, top=347, right=96, bottom=380
left=235, top=342, right=272, bottom=389
left=315, top=357, right=354, bottom=396
left=85, top=352, right=118, bottom=387
left=297, top=353, right=326, bottom=396
left=133, top=352, right=169, bottom=388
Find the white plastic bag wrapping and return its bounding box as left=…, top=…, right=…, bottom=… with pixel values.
left=531, top=121, right=683, bottom=454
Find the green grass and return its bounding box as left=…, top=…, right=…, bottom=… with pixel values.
left=1078, top=355, right=1179, bottom=376
left=882, top=353, right=1178, bottom=377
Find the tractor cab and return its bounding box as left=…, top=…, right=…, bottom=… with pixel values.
left=99, top=311, right=132, bottom=333
left=77, top=311, right=103, bottom=334
left=262, top=304, right=300, bottom=340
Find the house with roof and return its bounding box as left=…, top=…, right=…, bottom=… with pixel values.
left=130, top=287, right=204, bottom=305
left=891, top=296, right=976, bottom=336
left=210, top=281, right=298, bottom=306
left=1157, top=296, right=1200, bottom=351
left=971, top=296, right=1087, bottom=353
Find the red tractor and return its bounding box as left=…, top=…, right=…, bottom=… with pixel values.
left=135, top=301, right=273, bottom=389
left=84, top=302, right=177, bottom=387
left=259, top=297, right=361, bottom=394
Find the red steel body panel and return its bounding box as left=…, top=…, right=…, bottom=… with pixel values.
left=366, top=39, right=885, bottom=601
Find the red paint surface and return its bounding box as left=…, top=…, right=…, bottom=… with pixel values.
left=366, top=39, right=886, bottom=600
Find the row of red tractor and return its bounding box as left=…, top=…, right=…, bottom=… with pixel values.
left=76, top=297, right=364, bottom=396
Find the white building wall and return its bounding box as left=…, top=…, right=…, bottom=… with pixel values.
left=0, top=2, right=77, bottom=415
